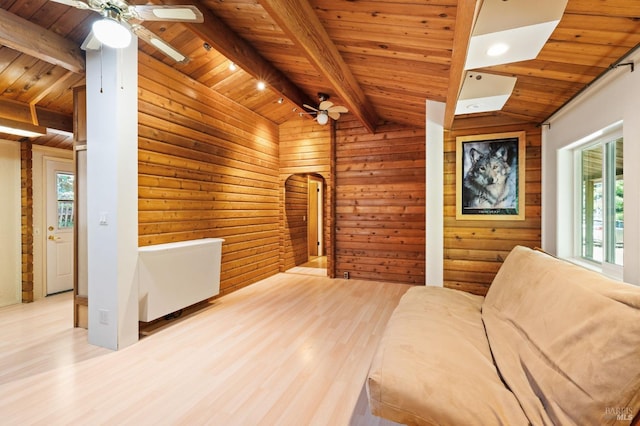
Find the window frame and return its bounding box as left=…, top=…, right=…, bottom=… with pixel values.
left=570, top=124, right=623, bottom=280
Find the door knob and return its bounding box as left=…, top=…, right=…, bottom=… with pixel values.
left=48, top=235, right=60, bottom=241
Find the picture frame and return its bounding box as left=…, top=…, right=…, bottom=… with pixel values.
left=456, top=131, right=526, bottom=221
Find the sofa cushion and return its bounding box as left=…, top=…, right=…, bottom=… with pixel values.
left=483, top=246, right=640, bottom=425
left=367, top=286, right=528, bottom=425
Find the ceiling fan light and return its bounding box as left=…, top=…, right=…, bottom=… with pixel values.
left=316, top=111, right=329, bottom=125
left=93, top=17, right=132, bottom=49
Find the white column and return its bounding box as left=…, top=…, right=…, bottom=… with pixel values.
left=425, top=101, right=445, bottom=286
left=86, top=41, right=139, bottom=350
left=623, top=78, right=640, bottom=285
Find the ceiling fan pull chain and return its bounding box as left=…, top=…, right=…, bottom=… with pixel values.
left=99, top=47, right=104, bottom=93
left=119, top=49, right=124, bottom=90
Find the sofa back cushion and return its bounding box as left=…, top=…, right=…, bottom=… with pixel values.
left=482, top=246, right=640, bottom=425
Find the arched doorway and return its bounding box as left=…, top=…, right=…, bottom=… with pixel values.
left=283, top=173, right=327, bottom=276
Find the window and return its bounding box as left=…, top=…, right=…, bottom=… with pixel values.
left=576, top=131, right=623, bottom=270
left=56, top=172, right=75, bottom=229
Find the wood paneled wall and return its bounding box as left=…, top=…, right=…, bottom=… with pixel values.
left=137, top=53, right=280, bottom=296
left=279, top=118, right=332, bottom=274
left=335, top=118, right=426, bottom=284
left=137, top=52, right=539, bottom=296
left=444, top=124, right=542, bottom=295
left=20, top=141, right=33, bottom=302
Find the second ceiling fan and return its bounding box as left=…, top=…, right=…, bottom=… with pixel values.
left=304, top=93, right=349, bottom=125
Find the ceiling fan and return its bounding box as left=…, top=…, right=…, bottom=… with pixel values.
left=303, top=93, right=348, bottom=125
left=49, top=0, right=204, bottom=63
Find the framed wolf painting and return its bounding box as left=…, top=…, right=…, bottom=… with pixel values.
left=456, top=131, right=526, bottom=220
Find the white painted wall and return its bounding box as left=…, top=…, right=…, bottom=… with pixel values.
left=425, top=100, right=445, bottom=286
left=32, top=146, right=73, bottom=300
left=86, top=40, right=139, bottom=350
left=542, top=49, right=640, bottom=285
left=0, top=140, right=21, bottom=307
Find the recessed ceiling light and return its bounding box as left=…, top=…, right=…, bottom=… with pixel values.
left=257, top=81, right=266, bottom=91
left=487, top=42, right=509, bottom=57
left=229, top=62, right=237, bottom=71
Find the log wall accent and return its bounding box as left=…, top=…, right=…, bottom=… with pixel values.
left=279, top=118, right=333, bottom=275
left=21, top=141, right=33, bottom=302
left=334, top=118, right=426, bottom=284
left=137, top=53, right=280, bottom=296
left=444, top=124, right=542, bottom=295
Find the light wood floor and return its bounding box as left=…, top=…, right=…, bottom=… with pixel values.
left=285, top=256, right=327, bottom=277
left=0, top=273, right=408, bottom=425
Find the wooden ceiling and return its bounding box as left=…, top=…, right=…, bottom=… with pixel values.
left=0, top=0, right=639, bottom=148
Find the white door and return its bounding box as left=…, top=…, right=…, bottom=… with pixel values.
left=307, top=176, right=323, bottom=257
left=46, top=159, right=75, bottom=295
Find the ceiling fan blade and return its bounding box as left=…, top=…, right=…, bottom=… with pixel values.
left=132, top=5, right=204, bottom=23
left=319, top=100, right=333, bottom=111
left=328, top=111, right=341, bottom=120
left=49, top=0, right=93, bottom=10
left=328, top=105, right=348, bottom=114
left=131, top=25, right=189, bottom=63
left=303, top=104, right=319, bottom=112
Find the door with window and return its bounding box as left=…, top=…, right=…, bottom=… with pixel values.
left=46, top=159, right=75, bottom=295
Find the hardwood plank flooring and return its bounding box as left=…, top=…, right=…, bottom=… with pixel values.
left=0, top=273, right=408, bottom=425
left=286, top=256, right=328, bottom=277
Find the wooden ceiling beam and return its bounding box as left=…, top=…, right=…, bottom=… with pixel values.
left=0, top=98, right=73, bottom=132
left=257, top=0, right=378, bottom=134
left=444, top=0, right=481, bottom=131
left=0, top=9, right=85, bottom=74
left=162, top=0, right=315, bottom=114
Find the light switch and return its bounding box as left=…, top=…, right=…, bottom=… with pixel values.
left=99, top=212, right=109, bottom=225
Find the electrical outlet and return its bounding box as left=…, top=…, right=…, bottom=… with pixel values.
left=344, top=271, right=349, bottom=279
left=99, top=309, right=109, bottom=325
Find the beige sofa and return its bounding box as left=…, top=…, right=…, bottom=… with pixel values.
left=367, top=246, right=640, bottom=425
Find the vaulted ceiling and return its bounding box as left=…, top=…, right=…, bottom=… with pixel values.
left=1, top=0, right=639, bottom=148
